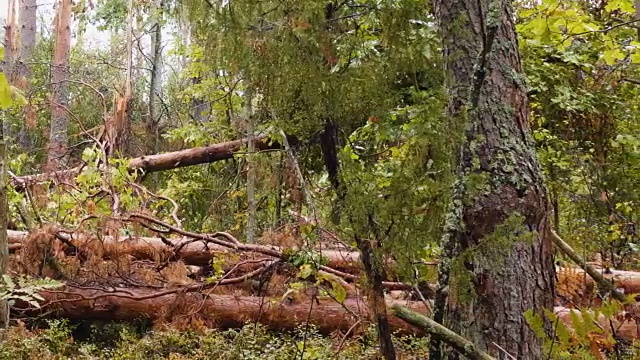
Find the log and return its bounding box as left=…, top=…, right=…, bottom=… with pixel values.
left=7, top=230, right=361, bottom=271
left=552, top=230, right=627, bottom=302
left=15, top=286, right=430, bottom=336
left=558, top=267, right=640, bottom=298
left=11, top=134, right=295, bottom=190
left=554, top=306, right=639, bottom=341
left=392, top=304, right=496, bottom=360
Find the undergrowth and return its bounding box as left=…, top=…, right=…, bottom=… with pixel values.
left=0, top=320, right=429, bottom=360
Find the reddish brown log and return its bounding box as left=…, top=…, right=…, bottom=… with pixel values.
left=15, top=286, right=430, bottom=336
left=555, top=306, right=639, bottom=341
left=558, top=267, right=640, bottom=297
left=7, top=230, right=360, bottom=272
left=11, top=135, right=294, bottom=190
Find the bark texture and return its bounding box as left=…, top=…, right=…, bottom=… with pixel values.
left=147, top=0, right=164, bottom=152
left=46, top=0, right=72, bottom=171
left=15, top=288, right=427, bottom=336
left=12, top=134, right=296, bottom=190
left=16, top=0, right=37, bottom=150
left=0, top=95, right=9, bottom=331
left=432, top=1, right=555, bottom=359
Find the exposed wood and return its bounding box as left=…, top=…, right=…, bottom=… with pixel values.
left=11, top=134, right=296, bottom=190
left=392, top=305, right=496, bottom=360
left=14, top=287, right=428, bottom=336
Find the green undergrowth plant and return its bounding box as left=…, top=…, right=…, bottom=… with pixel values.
left=0, top=320, right=429, bottom=360
left=525, top=300, right=640, bottom=359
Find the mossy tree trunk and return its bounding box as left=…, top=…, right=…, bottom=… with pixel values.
left=431, top=1, right=555, bottom=359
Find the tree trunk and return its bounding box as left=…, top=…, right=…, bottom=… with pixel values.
left=12, top=134, right=297, bottom=190
left=244, top=86, right=256, bottom=244
left=0, top=98, right=9, bottom=334
left=16, top=0, right=37, bottom=151
left=16, top=287, right=428, bottom=336
left=431, top=1, right=555, bottom=359
left=3, top=0, right=18, bottom=142
left=46, top=0, right=72, bottom=171
left=0, top=1, right=18, bottom=332
left=6, top=230, right=363, bottom=273
left=147, top=0, right=164, bottom=153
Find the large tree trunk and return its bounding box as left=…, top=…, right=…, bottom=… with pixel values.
left=46, top=0, right=72, bottom=171
left=15, top=287, right=428, bottom=335
left=431, top=1, right=555, bottom=359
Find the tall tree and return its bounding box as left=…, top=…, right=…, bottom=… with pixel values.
left=430, top=1, right=555, bottom=359
left=148, top=0, right=164, bottom=152
left=2, top=0, right=18, bottom=141
left=46, top=0, right=72, bottom=171
left=16, top=0, right=37, bottom=150
left=1, top=11, right=16, bottom=312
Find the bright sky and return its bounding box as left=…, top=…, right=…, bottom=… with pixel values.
left=0, top=0, right=150, bottom=50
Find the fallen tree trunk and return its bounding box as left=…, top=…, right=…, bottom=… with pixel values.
left=13, top=228, right=640, bottom=298
left=392, top=304, right=496, bottom=360
left=14, top=286, right=429, bottom=336
left=559, top=266, right=640, bottom=298
left=552, top=230, right=627, bottom=302
left=554, top=306, right=639, bottom=341
left=7, top=230, right=360, bottom=271
left=11, top=134, right=294, bottom=190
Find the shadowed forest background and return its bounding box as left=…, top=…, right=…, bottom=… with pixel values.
left=2, top=0, right=640, bottom=359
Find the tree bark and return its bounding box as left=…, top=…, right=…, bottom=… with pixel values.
left=2, top=0, right=18, bottom=142
left=0, top=96, right=9, bottom=333
left=244, top=86, right=256, bottom=244
left=46, top=0, right=72, bottom=171
left=147, top=0, right=164, bottom=153
left=392, top=305, right=496, bottom=360
left=16, top=0, right=37, bottom=151
left=15, top=287, right=428, bottom=336
left=431, top=1, right=555, bottom=359
left=12, top=134, right=296, bottom=190
left=5, top=230, right=361, bottom=270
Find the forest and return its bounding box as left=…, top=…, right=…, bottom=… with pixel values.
left=3, top=0, right=640, bottom=359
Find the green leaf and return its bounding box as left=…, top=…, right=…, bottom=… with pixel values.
left=298, top=264, right=314, bottom=279
left=0, top=73, right=14, bottom=110
left=2, top=275, right=14, bottom=289
left=605, top=0, right=634, bottom=13
left=602, top=48, right=625, bottom=65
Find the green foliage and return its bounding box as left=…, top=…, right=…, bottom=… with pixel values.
left=524, top=301, right=640, bottom=359
left=0, top=322, right=429, bottom=360
left=516, top=0, right=640, bottom=267
left=0, top=276, right=62, bottom=309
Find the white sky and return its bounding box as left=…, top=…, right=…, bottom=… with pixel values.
left=0, top=0, right=179, bottom=51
